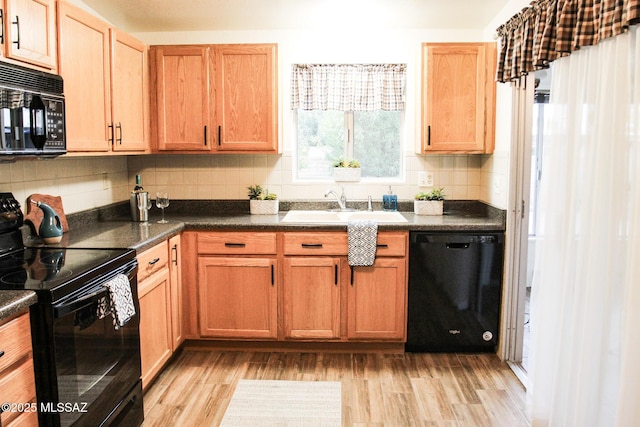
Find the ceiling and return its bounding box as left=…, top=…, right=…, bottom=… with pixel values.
left=79, top=0, right=511, bottom=33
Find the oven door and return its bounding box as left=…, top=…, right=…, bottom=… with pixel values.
left=44, top=259, right=143, bottom=427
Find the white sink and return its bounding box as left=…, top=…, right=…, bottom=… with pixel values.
left=281, top=210, right=407, bottom=223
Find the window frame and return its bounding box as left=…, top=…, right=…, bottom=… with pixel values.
left=293, top=109, right=405, bottom=183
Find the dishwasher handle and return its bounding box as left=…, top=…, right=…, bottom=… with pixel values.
left=446, top=243, right=470, bottom=249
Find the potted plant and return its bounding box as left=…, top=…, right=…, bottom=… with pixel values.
left=332, top=158, right=361, bottom=182
left=247, top=185, right=279, bottom=215
left=414, top=187, right=445, bottom=216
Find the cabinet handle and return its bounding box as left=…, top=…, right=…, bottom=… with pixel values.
left=116, top=122, right=123, bottom=144
left=0, top=350, right=4, bottom=358
left=334, top=264, right=338, bottom=285
left=301, top=243, right=323, bottom=248
left=224, top=242, right=246, bottom=248
left=0, top=10, right=4, bottom=45
left=376, top=244, right=388, bottom=249
left=171, top=244, right=178, bottom=265
left=12, top=15, right=19, bottom=49
left=108, top=123, right=114, bottom=145
left=350, top=266, right=354, bottom=286
left=148, top=257, right=160, bottom=266
left=204, top=125, right=207, bottom=146
left=271, top=264, right=274, bottom=286
left=218, top=126, right=222, bottom=146
left=427, top=125, right=431, bottom=147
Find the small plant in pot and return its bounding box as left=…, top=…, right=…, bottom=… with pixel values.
left=332, top=158, right=361, bottom=182
left=247, top=185, right=279, bottom=215
left=414, top=187, right=445, bottom=216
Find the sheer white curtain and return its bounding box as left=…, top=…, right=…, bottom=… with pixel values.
left=528, top=26, right=640, bottom=426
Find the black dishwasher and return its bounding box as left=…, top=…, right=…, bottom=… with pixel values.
left=406, top=232, right=504, bottom=352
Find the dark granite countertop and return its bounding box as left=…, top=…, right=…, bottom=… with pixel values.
left=0, top=290, right=38, bottom=322
left=23, top=199, right=505, bottom=253
left=2, top=199, right=505, bottom=323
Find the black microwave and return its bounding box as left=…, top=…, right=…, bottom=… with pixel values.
left=0, top=62, right=65, bottom=158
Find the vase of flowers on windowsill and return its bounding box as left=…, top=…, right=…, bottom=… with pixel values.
left=332, top=158, right=361, bottom=182
left=248, top=185, right=279, bottom=215
left=414, top=187, right=445, bottom=216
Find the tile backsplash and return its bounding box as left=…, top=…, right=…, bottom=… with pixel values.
left=0, top=150, right=504, bottom=215
left=0, top=156, right=129, bottom=214
left=127, top=152, right=483, bottom=204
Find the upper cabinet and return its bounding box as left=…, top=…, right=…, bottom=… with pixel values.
left=151, top=45, right=211, bottom=152
left=57, top=1, right=148, bottom=153
left=420, top=42, right=496, bottom=154
left=215, top=44, right=277, bottom=152
left=110, top=28, right=148, bottom=152
left=0, top=0, right=57, bottom=70
left=150, top=43, right=278, bottom=154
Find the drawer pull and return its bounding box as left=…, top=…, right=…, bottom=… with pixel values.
left=148, top=258, right=160, bottom=266
left=301, top=243, right=323, bottom=248
left=0, top=350, right=4, bottom=358
left=376, top=244, right=389, bottom=249
left=224, top=242, right=246, bottom=248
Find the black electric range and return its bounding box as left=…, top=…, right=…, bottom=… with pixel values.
left=0, top=192, right=143, bottom=427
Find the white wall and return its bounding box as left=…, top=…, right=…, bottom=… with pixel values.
left=1, top=4, right=529, bottom=213
left=129, top=28, right=491, bottom=202
left=479, top=0, right=532, bottom=208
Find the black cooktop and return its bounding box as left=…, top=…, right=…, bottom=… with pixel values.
left=0, top=246, right=135, bottom=302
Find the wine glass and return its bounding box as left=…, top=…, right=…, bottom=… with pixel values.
left=156, top=192, right=170, bottom=223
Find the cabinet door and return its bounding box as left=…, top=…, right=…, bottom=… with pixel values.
left=214, top=44, right=277, bottom=152
left=138, top=268, right=172, bottom=390
left=421, top=43, right=494, bottom=153
left=348, top=258, right=406, bottom=340
left=198, top=257, right=277, bottom=339
left=152, top=45, right=212, bottom=151
left=5, top=0, right=56, bottom=69
left=57, top=2, right=111, bottom=152
left=110, top=28, right=147, bottom=152
left=168, top=234, right=183, bottom=351
left=283, top=257, right=341, bottom=340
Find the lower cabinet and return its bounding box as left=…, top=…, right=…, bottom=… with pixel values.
left=282, top=257, right=341, bottom=340
left=198, top=257, right=278, bottom=339
left=348, top=258, right=407, bottom=340
left=0, top=311, right=37, bottom=427
left=191, top=230, right=408, bottom=344
left=137, top=237, right=183, bottom=390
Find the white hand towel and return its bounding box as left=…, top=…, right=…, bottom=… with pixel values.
left=347, top=220, right=378, bottom=266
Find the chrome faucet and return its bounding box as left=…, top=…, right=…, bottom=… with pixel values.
left=367, top=195, right=373, bottom=211
left=324, top=189, right=346, bottom=210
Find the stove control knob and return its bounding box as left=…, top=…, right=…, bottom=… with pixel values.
left=8, top=199, right=21, bottom=212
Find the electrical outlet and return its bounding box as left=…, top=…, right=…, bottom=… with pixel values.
left=102, top=172, right=109, bottom=190
left=418, top=171, right=434, bottom=188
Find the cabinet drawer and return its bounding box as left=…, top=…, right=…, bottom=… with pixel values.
left=138, top=241, right=169, bottom=283
left=283, top=232, right=348, bottom=255
left=0, top=357, right=36, bottom=426
left=376, top=232, right=407, bottom=257
left=197, top=232, right=277, bottom=255
left=0, top=313, right=32, bottom=373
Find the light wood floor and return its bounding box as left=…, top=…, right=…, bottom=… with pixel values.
left=142, top=349, right=530, bottom=426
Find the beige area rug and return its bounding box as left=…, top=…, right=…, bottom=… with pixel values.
left=219, top=379, right=342, bottom=426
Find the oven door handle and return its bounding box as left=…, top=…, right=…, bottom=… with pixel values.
left=53, top=287, right=109, bottom=318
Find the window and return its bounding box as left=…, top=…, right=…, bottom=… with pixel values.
left=291, top=64, right=405, bottom=180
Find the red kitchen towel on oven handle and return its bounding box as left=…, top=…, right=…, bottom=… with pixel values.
left=99, top=273, right=136, bottom=329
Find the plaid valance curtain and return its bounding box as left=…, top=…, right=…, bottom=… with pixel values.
left=496, top=0, right=640, bottom=82
left=290, top=64, right=406, bottom=111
